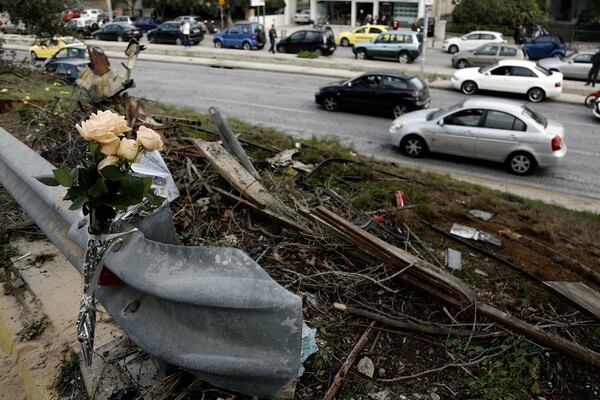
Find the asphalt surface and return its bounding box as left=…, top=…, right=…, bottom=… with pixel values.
left=2, top=31, right=599, bottom=213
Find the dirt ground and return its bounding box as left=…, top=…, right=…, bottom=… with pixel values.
left=1, top=92, right=600, bottom=399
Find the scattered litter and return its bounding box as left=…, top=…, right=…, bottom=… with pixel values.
left=468, top=209, right=494, bottom=221
left=450, top=223, right=502, bottom=247
left=266, top=149, right=298, bottom=166
left=474, top=269, right=488, bottom=277
left=1, top=88, right=7, bottom=93
left=394, top=191, right=406, bottom=208
left=357, top=356, right=375, bottom=378
left=445, top=248, right=462, bottom=270
left=298, top=322, right=319, bottom=377
left=11, top=252, right=31, bottom=262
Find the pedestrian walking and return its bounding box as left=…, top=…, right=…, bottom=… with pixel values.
left=533, top=25, right=548, bottom=39
left=391, top=19, right=400, bottom=30
left=586, top=48, right=600, bottom=87
left=181, top=20, right=191, bottom=48
left=268, top=24, right=277, bottom=54
left=513, top=23, right=522, bottom=44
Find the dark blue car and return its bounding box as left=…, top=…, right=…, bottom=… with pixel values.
left=45, top=59, right=89, bottom=83
left=522, top=34, right=566, bottom=60
left=134, top=16, right=161, bottom=32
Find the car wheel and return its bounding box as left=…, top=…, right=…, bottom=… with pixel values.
left=527, top=87, right=545, bottom=103
left=398, top=51, right=411, bottom=64
left=242, top=42, right=251, bottom=50
left=91, top=23, right=99, bottom=30
left=585, top=94, right=598, bottom=109
left=323, top=95, right=338, bottom=112
left=355, top=49, right=367, bottom=60
left=448, top=45, right=459, bottom=54
left=175, top=38, right=182, bottom=46
left=456, top=59, right=469, bottom=69
left=30, top=51, right=38, bottom=60
left=149, top=36, right=156, bottom=44
left=507, top=152, right=536, bottom=175
left=461, top=81, right=478, bottom=95
left=393, top=105, right=409, bottom=118
left=315, top=47, right=323, bottom=56
left=214, top=40, right=223, bottom=48
left=341, top=38, right=350, bottom=47
left=400, top=135, right=428, bottom=158
left=117, top=35, right=124, bottom=42
left=277, top=45, right=286, bottom=53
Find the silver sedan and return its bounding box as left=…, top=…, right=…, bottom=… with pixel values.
left=537, top=50, right=596, bottom=80
left=388, top=98, right=567, bottom=175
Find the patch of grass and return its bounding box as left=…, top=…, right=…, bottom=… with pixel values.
left=54, top=345, right=87, bottom=399
left=297, top=50, right=319, bottom=59
left=17, top=315, right=48, bottom=341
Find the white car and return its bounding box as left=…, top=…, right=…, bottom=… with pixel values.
left=388, top=98, right=567, bottom=175
left=451, top=60, right=563, bottom=103
left=80, top=9, right=104, bottom=22
left=442, top=31, right=506, bottom=54
left=293, top=10, right=312, bottom=24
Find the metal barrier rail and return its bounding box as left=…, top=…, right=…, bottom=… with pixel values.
left=0, top=127, right=302, bottom=399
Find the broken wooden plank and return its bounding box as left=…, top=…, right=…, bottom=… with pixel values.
left=544, top=281, right=600, bottom=320
left=192, top=139, right=272, bottom=208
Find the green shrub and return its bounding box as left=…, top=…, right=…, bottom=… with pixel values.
left=297, top=50, right=319, bottom=59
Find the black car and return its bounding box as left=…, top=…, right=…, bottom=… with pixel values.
left=276, top=28, right=336, bottom=56
left=45, top=59, right=89, bottom=83
left=91, top=23, right=143, bottom=42
left=134, top=16, right=161, bottom=32
left=148, top=21, right=204, bottom=45
left=315, top=71, right=431, bottom=118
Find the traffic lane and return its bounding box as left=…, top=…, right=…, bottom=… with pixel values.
left=127, top=60, right=600, bottom=201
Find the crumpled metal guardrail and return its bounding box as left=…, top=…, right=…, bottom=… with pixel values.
left=0, top=127, right=303, bottom=399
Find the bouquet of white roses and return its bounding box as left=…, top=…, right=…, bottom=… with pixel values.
left=36, top=110, right=165, bottom=234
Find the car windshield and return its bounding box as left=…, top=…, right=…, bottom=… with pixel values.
left=534, top=65, right=552, bottom=76
left=409, top=77, right=424, bottom=90
left=522, top=105, right=548, bottom=128
left=479, top=64, right=495, bottom=74
left=63, top=38, right=80, bottom=44
left=426, top=102, right=464, bottom=121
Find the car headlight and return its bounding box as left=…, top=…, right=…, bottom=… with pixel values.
left=390, top=122, right=404, bottom=131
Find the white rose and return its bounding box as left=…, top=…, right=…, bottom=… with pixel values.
left=76, top=110, right=131, bottom=143
left=98, top=155, right=119, bottom=173
left=99, top=137, right=120, bottom=156
left=136, top=126, right=164, bottom=152
left=117, top=138, right=141, bottom=163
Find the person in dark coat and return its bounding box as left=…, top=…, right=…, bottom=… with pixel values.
left=586, top=48, right=600, bottom=87
left=268, top=24, right=277, bottom=54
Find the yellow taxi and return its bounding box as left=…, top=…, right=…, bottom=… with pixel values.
left=336, top=24, right=389, bottom=47
left=29, top=37, right=84, bottom=60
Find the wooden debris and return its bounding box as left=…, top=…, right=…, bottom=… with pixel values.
left=316, top=209, right=600, bottom=369
left=333, top=303, right=502, bottom=338
left=322, top=322, right=375, bottom=400
left=544, top=281, right=600, bottom=320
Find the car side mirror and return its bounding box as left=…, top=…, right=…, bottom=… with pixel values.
left=438, top=120, right=444, bottom=126
left=568, top=60, right=573, bottom=64
left=347, top=82, right=352, bottom=87
left=461, top=37, right=466, bottom=41
left=484, top=72, right=491, bottom=75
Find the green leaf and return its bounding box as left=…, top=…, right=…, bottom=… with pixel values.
left=88, top=178, right=109, bottom=198
left=145, top=190, right=165, bottom=206
left=121, top=176, right=145, bottom=200
left=68, top=195, right=89, bottom=210
left=35, top=175, right=60, bottom=186
left=101, top=165, right=126, bottom=181
left=105, top=194, right=140, bottom=210
left=53, top=168, right=74, bottom=187
left=65, top=186, right=88, bottom=201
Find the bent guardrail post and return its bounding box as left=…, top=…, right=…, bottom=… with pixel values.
left=0, top=127, right=303, bottom=399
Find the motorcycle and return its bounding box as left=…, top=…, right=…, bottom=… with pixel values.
left=584, top=89, right=600, bottom=108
